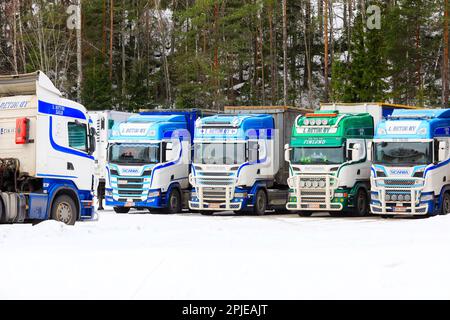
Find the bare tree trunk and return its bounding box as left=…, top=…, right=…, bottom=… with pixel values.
left=444, top=0, right=449, bottom=107
left=17, top=1, right=26, bottom=73
left=121, top=0, right=126, bottom=100
left=268, top=3, right=276, bottom=104
left=110, top=0, right=114, bottom=80
left=282, top=0, right=288, bottom=106
left=324, top=0, right=329, bottom=102
left=102, top=0, right=107, bottom=55
left=155, top=0, right=172, bottom=106
left=258, top=2, right=265, bottom=105
left=76, top=0, right=83, bottom=102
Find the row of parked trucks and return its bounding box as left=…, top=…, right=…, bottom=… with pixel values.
left=1, top=71, right=450, bottom=225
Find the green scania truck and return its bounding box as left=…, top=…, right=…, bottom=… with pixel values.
left=284, top=103, right=418, bottom=217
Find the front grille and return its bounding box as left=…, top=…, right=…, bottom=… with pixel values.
left=117, top=190, right=143, bottom=195
left=117, top=177, right=144, bottom=183
left=118, top=184, right=144, bottom=189
left=203, top=187, right=228, bottom=200
left=383, top=179, right=416, bottom=187
left=196, top=177, right=235, bottom=186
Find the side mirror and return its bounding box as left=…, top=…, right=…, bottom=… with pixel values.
left=89, top=127, right=97, bottom=155
left=367, top=141, right=373, bottom=162
left=284, top=144, right=291, bottom=162
left=438, top=141, right=448, bottom=162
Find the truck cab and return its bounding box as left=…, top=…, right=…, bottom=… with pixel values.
left=0, top=71, right=96, bottom=225
left=105, top=111, right=200, bottom=214
left=370, top=109, right=450, bottom=217
left=285, top=110, right=373, bottom=216
left=189, top=106, right=304, bottom=215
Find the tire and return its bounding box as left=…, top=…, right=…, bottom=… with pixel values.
left=441, top=192, right=450, bottom=215
left=114, top=207, right=130, bottom=214
left=164, top=189, right=182, bottom=214
left=351, top=188, right=369, bottom=217
left=51, top=195, right=77, bottom=225
left=253, top=189, right=268, bottom=216
left=0, top=196, right=5, bottom=223
left=298, top=211, right=313, bottom=217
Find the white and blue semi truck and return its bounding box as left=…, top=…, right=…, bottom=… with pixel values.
left=189, top=106, right=310, bottom=215
left=370, top=108, right=450, bottom=217
left=105, top=110, right=210, bottom=214
left=0, top=71, right=96, bottom=225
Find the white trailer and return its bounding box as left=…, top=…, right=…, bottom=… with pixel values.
left=0, top=71, right=96, bottom=225
left=88, top=110, right=135, bottom=209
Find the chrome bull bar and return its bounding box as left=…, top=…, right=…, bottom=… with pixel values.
left=286, top=174, right=342, bottom=211
left=370, top=177, right=427, bottom=215
left=189, top=173, right=241, bottom=211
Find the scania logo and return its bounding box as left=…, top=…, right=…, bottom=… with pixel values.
left=390, top=169, right=409, bottom=175
left=122, top=168, right=140, bottom=174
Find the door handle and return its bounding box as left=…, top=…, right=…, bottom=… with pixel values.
left=67, top=162, right=74, bottom=170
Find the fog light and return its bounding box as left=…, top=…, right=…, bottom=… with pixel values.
left=391, top=194, right=398, bottom=201
left=305, top=181, right=312, bottom=188
left=385, top=194, right=391, bottom=201
left=319, top=181, right=326, bottom=188
left=312, top=181, right=319, bottom=188
left=398, top=195, right=404, bottom=201
left=405, top=194, right=411, bottom=201
left=300, top=181, right=306, bottom=188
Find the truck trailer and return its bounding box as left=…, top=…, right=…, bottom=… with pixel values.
left=88, top=110, right=135, bottom=210
left=285, top=103, right=418, bottom=217
left=189, top=106, right=311, bottom=215
left=0, top=71, right=96, bottom=225
left=370, top=108, right=450, bottom=217
left=105, top=110, right=210, bottom=214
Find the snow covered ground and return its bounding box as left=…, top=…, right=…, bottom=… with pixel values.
left=1, top=209, right=450, bottom=300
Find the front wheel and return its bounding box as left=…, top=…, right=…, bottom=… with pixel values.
left=441, top=192, right=450, bottom=215
left=51, top=195, right=77, bottom=225
left=114, top=207, right=130, bottom=214
left=164, top=189, right=182, bottom=214
left=351, top=188, right=369, bottom=217
left=253, top=189, right=268, bottom=216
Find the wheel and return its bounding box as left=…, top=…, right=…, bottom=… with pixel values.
left=51, top=195, right=77, bottom=225
left=253, top=189, right=268, bottom=216
left=441, top=192, right=450, bottom=215
left=298, top=211, right=313, bottom=217
left=0, top=196, right=5, bottom=223
left=351, top=188, right=369, bottom=217
left=164, top=189, right=182, bottom=214
left=114, top=207, right=130, bottom=214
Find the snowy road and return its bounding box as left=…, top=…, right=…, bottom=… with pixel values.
left=1, top=209, right=450, bottom=300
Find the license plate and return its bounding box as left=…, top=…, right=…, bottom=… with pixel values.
left=309, top=203, right=320, bottom=209
left=209, top=203, right=220, bottom=209
left=393, top=207, right=407, bottom=212
left=124, top=202, right=133, bottom=207
left=119, top=180, right=128, bottom=184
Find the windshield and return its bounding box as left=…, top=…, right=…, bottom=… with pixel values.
left=194, top=143, right=246, bottom=165
left=109, top=143, right=160, bottom=164
left=374, top=142, right=432, bottom=165
left=291, top=146, right=345, bottom=165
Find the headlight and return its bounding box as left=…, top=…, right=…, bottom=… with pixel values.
left=234, top=192, right=248, bottom=198
left=371, top=193, right=379, bottom=200
left=421, top=194, right=434, bottom=201
left=148, top=190, right=161, bottom=197
left=106, top=190, right=112, bottom=196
